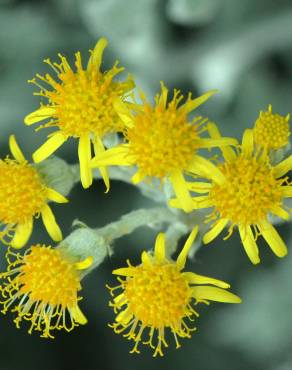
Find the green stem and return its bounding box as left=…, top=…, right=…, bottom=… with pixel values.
left=58, top=207, right=188, bottom=278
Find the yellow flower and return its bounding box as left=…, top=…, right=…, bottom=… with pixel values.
left=0, top=245, right=92, bottom=338
left=253, top=105, right=290, bottom=150
left=91, top=84, right=237, bottom=212
left=170, top=125, right=292, bottom=264
left=107, top=226, right=241, bottom=356
left=0, top=135, right=66, bottom=248
left=24, top=38, right=134, bottom=189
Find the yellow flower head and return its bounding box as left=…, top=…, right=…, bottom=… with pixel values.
left=0, top=135, right=66, bottom=248
left=170, top=124, right=292, bottom=264
left=91, top=84, right=237, bottom=212
left=0, top=245, right=91, bottom=338
left=24, top=38, right=134, bottom=190
left=254, top=105, right=290, bottom=150
left=107, top=227, right=241, bottom=356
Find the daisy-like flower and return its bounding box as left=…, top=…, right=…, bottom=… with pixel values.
left=0, top=245, right=92, bottom=338
left=253, top=105, right=290, bottom=151
left=170, top=125, right=292, bottom=264
left=107, top=226, right=241, bottom=356
left=24, top=38, right=134, bottom=189
left=91, top=84, right=237, bottom=212
left=0, top=135, right=66, bottom=248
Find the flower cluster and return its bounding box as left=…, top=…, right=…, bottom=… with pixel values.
left=0, top=38, right=291, bottom=356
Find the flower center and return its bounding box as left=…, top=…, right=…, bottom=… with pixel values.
left=210, top=155, right=283, bottom=225
left=17, top=246, right=80, bottom=307
left=127, top=101, right=199, bottom=179
left=124, top=260, right=191, bottom=328
left=254, top=108, right=290, bottom=150
left=0, top=159, right=47, bottom=224
left=47, top=66, right=126, bottom=137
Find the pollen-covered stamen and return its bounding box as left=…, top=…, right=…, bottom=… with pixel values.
left=254, top=105, right=290, bottom=150
left=0, top=246, right=87, bottom=338
left=126, top=91, right=206, bottom=179
left=30, top=55, right=128, bottom=138
left=210, top=154, right=284, bottom=225
left=0, top=159, right=47, bottom=224
left=18, top=246, right=81, bottom=306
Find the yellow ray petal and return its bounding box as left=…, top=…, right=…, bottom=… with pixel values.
left=274, top=155, right=292, bottom=178
left=241, top=129, right=254, bottom=157
left=70, top=305, right=87, bottom=325
left=170, top=170, right=193, bottom=213
left=207, top=122, right=237, bottom=162
left=187, top=181, right=212, bottom=193
left=112, top=267, right=135, bottom=276
left=191, top=286, right=241, bottom=303
left=91, top=145, right=133, bottom=167
left=191, top=196, right=213, bottom=209
left=33, top=133, right=67, bottom=163
left=168, top=196, right=213, bottom=210
left=159, top=81, right=168, bottom=107
left=141, top=251, right=152, bottom=266
left=270, top=206, right=290, bottom=221
left=113, top=293, right=126, bottom=305
left=117, top=78, right=135, bottom=94
left=238, top=225, right=260, bottom=264
left=196, top=137, right=238, bottom=149
left=154, top=233, right=166, bottom=262
left=10, top=218, right=33, bottom=249
left=258, top=220, right=288, bottom=258
left=24, top=106, right=56, bottom=125
left=187, top=155, right=225, bottom=184
left=9, top=135, right=26, bottom=162
left=183, top=271, right=230, bottom=289
left=46, top=188, right=68, bottom=203
left=282, top=186, right=292, bottom=198
left=113, top=99, right=134, bottom=127
left=87, top=38, right=108, bottom=71
left=131, top=170, right=145, bottom=185
left=176, top=226, right=199, bottom=270
left=78, top=134, right=93, bottom=189
left=93, top=135, right=110, bottom=193
left=74, top=256, right=93, bottom=270
left=181, top=90, right=218, bottom=114
left=116, top=309, right=133, bottom=325
left=168, top=198, right=181, bottom=209
left=41, top=204, right=62, bottom=241
left=203, top=218, right=229, bottom=244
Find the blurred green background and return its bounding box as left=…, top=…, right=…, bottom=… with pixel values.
left=0, top=0, right=292, bottom=369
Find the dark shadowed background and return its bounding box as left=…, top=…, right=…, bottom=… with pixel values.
left=0, top=0, right=292, bottom=369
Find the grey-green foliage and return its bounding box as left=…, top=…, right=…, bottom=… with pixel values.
left=166, top=0, right=222, bottom=26
left=207, top=228, right=292, bottom=368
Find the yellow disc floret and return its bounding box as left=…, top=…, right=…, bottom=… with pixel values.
left=124, top=261, right=191, bottom=329
left=0, top=245, right=89, bottom=338
left=210, top=155, right=283, bottom=225
left=108, top=228, right=241, bottom=356
left=19, top=246, right=80, bottom=307
left=0, top=159, right=47, bottom=224
left=34, top=55, right=127, bottom=138
left=254, top=105, right=290, bottom=150
left=126, top=90, right=200, bottom=178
